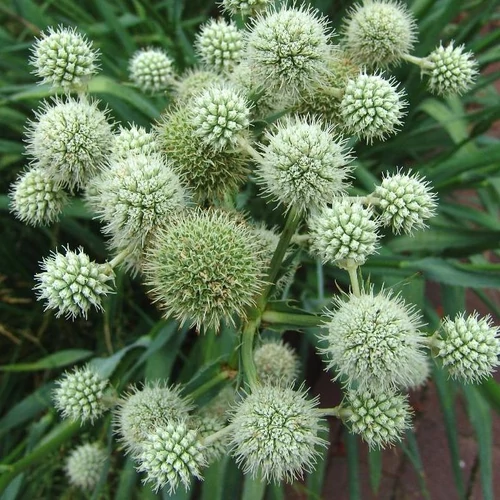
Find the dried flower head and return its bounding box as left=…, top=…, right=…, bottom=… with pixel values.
left=434, top=313, right=500, bottom=383
left=256, top=116, right=352, bottom=212
left=322, top=289, right=428, bottom=391
left=129, top=47, right=174, bottom=93
left=309, top=199, right=379, bottom=268
left=65, top=442, right=107, bottom=491
left=340, top=73, right=407, bottom=143
left=342, top=1, right=417, bottom=67
left=53, top=365, right=109, bottom=424
left=374, top=170, right=437, bottom=234
left=229, top=384, right=327, bottom=482
left=30, top=26, right=99, bottom=91
left=25, top=97, right=112, bottom=192
left=195, top=19, right=243, bottom=72
left=144, top=209, right=265, bottom=332
left=9, top=167, right=68, bottom=226
left=254, top=340, right=300, bottom=386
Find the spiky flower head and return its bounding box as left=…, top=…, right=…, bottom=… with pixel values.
left=173, top=68, right=223, bottom=102
left=199, top=385, right=236, bottom=421
left=9, top=167, right=68, bottom=226
left=254, top=340, right=300, bottom=386
left=434, top=313, right=500, bottom=383
left=30, top=26, right=99, bottom=91
left=374, top=170, right=437, bottom=234
left=144, top=209, right=265, bottom=332
left=195, top=19, right=243, bottom=72
left=129, top=48, right=174, bottom=93
left=342, top=1, right=417, bottom=67
left=25, top=97, right=112, bottom=192
left=114, top=382, right=193, bottom=454
left=86, top=153, right=185, bottom=263
left=229, top=384, right=326, bottom=482
left=309, top=199, right=379, bottom=268
left=65, top=442, right=107, bottom=491
left=222, top=0, right=272, bottom=17
left=425, top=42, right=478, bottom=96
left=53, top=365, right=109, bottom=424
left=156, top=106, right=249, bottom=202
left=340, top=73, right=407, bottom=143
left=34, top=247, right=115, bottom=319
left=111, top=124, right=159, bottom=160
left=244, top=5, right=332, bottom=97
left=256, top=116, right=352, bottom=212
left=191, top=414, right=227, bottom=464
left=135, top=422, right=206, bottom=494
left=343, top=388, right=413, bottom=449
left=322, top=289, right=427, bottom=391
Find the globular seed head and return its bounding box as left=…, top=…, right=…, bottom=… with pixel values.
left=129, top=47, right=174, bottom=93
left=65, top=442, right=108, bottom=491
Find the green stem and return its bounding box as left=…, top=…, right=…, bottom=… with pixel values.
left=240, top=314, right=261, bottom=389
left=402, top=53, right=434, bottom=71
left=317, top=406, right=344, bottom=418
left=188, top=370, right=233, bottom=401
left=108, top=247, right=133, bottom=269
left=0, top=420, right=80, bottom=494
left=237, top=137, right=263, bottom=163
left=203, top=423, right=235, bottom=447
left=261, top=309, right=324, bottom=328
left=346, top=194, right=380, bottom=206
left=345, top=262, right=361, bottom=297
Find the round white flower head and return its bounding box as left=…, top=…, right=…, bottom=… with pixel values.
left=434, top=313, right=500, bottom=383
left=195, top=19, right=243, bottom=72
left=34, top=246, right=115, bottom=319
left=342, top=1, right=417, bottom=67
left=9, top=167, right=68, bottom=226
left=340, top=73, right=407, bottom=143
left=322, top=289, right=428, bottom=391
left=374, top=170, right=437, bottom=234
left=173, top=68, right=224, bottom=103
left=256, top=116, right=352, bottom=213
left=244, top=5, right=332, bottom=97
left=425, top=42, right=478, bottom=96
left=53, top=365, right=109, bottom=424
left=156, top=106, right=249, bottom=202
left=30, top=26, right=99, bottom=91
left=135, top=422, right=206, bottom=494
left=190, top=414, right=227, bottom=464
left=229, top=384, right=327, bottom=482
left=343, top=388, right=413, bottom=449
left=111, top=124, right=159, bottom=160
left=144, top=209, right=265, bottom=332
left=25, top=97, right=112, bottom=192
left=85, top=152, right=186, bottom=257
left=222, top=0, right=271, bottom=17
left=188, top=84, right=251, bottom=151
left=129, top=47, right=174, bottom=93
left=65, top=442, right=107, bottom=491
left=254, top=340, right=300, bottom=386
left=309, top=199, right=379, bottom=268
left=114, top=381, right=193, bottom=454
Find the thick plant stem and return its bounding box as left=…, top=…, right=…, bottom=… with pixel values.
left=346, top=262, right=361, bottom=297
left=240, top=313, right=262, bottom=389
left=402, top=53, right=433, bottom=71
left=261, top=309, right=324, bottom=328
left=203, top=423, right=235, bottom=447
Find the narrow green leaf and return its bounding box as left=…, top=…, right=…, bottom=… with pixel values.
left=344, top=432, right=361, bottom=500
left=399, top=430, right=431, bottom=500
left=114, top=456, right=137, bottom=500
left=0, top=349, right=93, bottom=372
left=242, top=475, right=266, bottom=500
left=367, top=448, right=382, bottom=494
left=478, top=378, right=500, bottom=414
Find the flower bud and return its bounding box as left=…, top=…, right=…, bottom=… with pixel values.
left=65, top=442, right=107, bottom=491
left=254, top=340, right=300, bottom=386
left=129, top=47, right=174, bottom=93
left=111, top=124, right=159, bottom=160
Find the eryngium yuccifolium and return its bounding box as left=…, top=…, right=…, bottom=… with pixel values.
left=199, top=385, right=236, bottom=421
left=9, top=167, right=68, bottom=226
left=111, top=124, right=159, bottom=160
left=222, top=0, right=271, bottom=17
left=434, top=313, right=500, bottom=383
left=322, top=290, right=428, bottom=391
left=144, top=209, right=265, bottom=332
left=342, top=1, right=417, bottom=67
left=191, top=414, right=227, bottom=464
left=254, top=340, right=300, bottom=386
left=244, top=5, right=332, bottom=97
left=25, top=97, right=112, bottom=192
left=115, top=382, right=193, bottom=454
left=374, top=170, right=437, bottom=234
left=34, top=247, right=115, bottom=319
left=30, top=26, right=99, bottom=91
left=129, top=48, right=174, bottom=93
left=173, top=68, right=224, bottom=103
left=65, top=443, right=107, bottom=491
left=343, top=389, right=413, bottom=449
left=256, top=117, right=352, bottom=212
left=308, top=199, right=379, bottom=268
left=425, top=42, right=478, bottom=96
left=135, top=422, right=206, bottom=494
left=85, top=153, right=185, bottom=254
left=195, top=19, right=243, bottom=72
left=53, top=365, right=109, bottom=424
left=156, top=107, right=249, bottom=202
left=229, top=385, right=327, bottom=482
left=189, top=84, right=250, bottom=150
left=340, top=73, right=407, bottom=143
